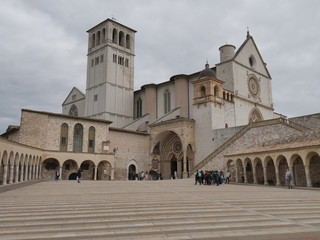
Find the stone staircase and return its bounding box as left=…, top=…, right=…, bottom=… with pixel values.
left=1, top=179, right=320, bottom=240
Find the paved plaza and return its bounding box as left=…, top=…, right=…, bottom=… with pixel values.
left=1, top=179, right=320, bottom=240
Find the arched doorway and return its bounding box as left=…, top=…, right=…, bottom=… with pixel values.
left=254, top=159, right=264, bottom=184
left=292, top=155, right=306, bottom=187
left=266, top=158, right=276, bottom=186
left=309, top=153, right=320, bottom=187
left=97, top=161, right=112, bottom=180
left=245, top=159, right=254, bottom=183
left=277, top=155, right=288, bottom=186
left=68, top=172, right=77, bottom=180
left=128, top=164, right=136, bottom=180
left=62, top=159, right=78, bottom=180
left=42, top=158, right=59, bottom=180
left=80, top=160, right=95, bottom=180
left=236, top=159, right=244, bottom=183
left=171, top=155, right=178, bottom=179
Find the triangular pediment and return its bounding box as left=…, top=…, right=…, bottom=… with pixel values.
left=234, top=36, right=271, bottom=78
left=62, top=87, right=86, bottom=106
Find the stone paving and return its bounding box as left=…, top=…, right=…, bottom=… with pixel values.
left=1, top=179, right=320, bottom=240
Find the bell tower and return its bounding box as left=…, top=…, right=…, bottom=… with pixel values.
left=85, top=19, right=136, bottom=127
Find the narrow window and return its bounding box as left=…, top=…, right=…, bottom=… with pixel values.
left=113, top=54, right=117, bottom=63
left=125, top=58, right=129, bottom=67
left=94, top=94, right=98, bottom=101
left=136, top=98, right=142, bottom=118
left=91, top=59, right=94, bottom=67
left=96, top=31, right=101, bottom=45
left=100, top=54, right=104, bottom=63
left=102, top=28, right=106, bottom=42
left=164, top=90, right=171, bottom=114
left=112, top=28, right=118, bottom=43
left=88, top=126, right=95, bottom=153
left=60, top=123, right=68, bottom=151
left=119, top=31, right=125, bottom=46
left=214, top=86, right=219, bottom=97
left=92, top=34, right=96, bottom=48
left=95, top=57, right=99, bottom=65
left=200, top=86, right=206, bottom=97
left=126, top=34, right=131, bottom=49
left=73, top=124, right=83, bottom=152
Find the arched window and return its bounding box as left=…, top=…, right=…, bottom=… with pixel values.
left=88, top=126, right=95, bottom=153
left=249, top=109, right=263, bottom=123
left=112, top=28, right=118, bottom=43
left=102, top=28, right=106, bottom=42
left=73, top=124, right=83, bottom=152
left=91, top=34, right=96, bottom=48
left=60, top=123, right=68, bottom=151
left=136, top=98, right=142, bottom=118
left=200, top=86, right=206, bottom=97
left=69, top=104, right=78, bottom=117
left=119, top=31, right=125, bottom=46
left=96, top=31, right=101, bottom=45
left=164, top=90, right=171, bottom=114
left=126, top=34, right=131, bottom=49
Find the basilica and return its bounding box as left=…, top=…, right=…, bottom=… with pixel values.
left=1, top=19, right=320, bottom=188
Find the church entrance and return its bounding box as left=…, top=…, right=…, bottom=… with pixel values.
left=128, top=164, right=136, bottom=180
left=171, top=156, right=177, bottom=179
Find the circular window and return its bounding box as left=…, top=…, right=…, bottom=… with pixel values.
left=173, top=142, right=182, bottom=153
left=248, top=77, right=259, bottom=96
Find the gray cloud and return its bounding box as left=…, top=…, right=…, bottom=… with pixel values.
left=1, top=0, right=319, bottom=133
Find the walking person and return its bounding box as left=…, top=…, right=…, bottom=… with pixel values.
left=225, top=171, right=231, bottom=184
left=285, top=169, right=293, bottom=189
left=77, top=168, right=82, bottom=183
left=55, top=169, right=60, bottom=181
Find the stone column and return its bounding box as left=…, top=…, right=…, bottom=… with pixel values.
left=9, top=164, right=14, bottom=184
left=235, top=165, right=239, bottom=183
left=24, top=164, right=28, bottom=181
left=305, top=165, right=312, bottom=187
left=14, top=164, right=19, bottom=183
left=94, top=167, right=98, bottom=181
left=182, top=150, right=188, bottom=179
left=20, top=164, right=24, bottom=182
left=253, top=165, right=257, bottom=184
left=39, top=164, right=42, bottom=179
left=275, top=165, right=280, bottom=186
left=263, top=165, right=268, bottom=185
left=59, top=166, right=63, bottom=180
left=35, top=164, right=39, bottom=179
left=28, top=165, right=32, bottom=180
left=243, top=166, right=247, bottom=183
left=33, top=165, right=36, bottom=180
left=2, top=165, right=8, bottom=185
left=111, top=168, right=115, bottom=180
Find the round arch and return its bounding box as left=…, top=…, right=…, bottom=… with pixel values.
left=80, top=160, right=95, bottom=180
left=42, top=158, right=60, bottom=180
left=127, top=159, right=139, bottom=180
left=244, top=158, right=254, bottom=183
left=97, top=160, right=112, bottom=180
left=236, top=158, right=244, bottom=183
left=254, top=157, right=264, bottom=184
left=290, top=154, right=306, bottom=187
left=62, top=159, right=78, bottom=180
left=307, top=152, right=320, bottom=187
left=265, top=156, right=276, bottom=185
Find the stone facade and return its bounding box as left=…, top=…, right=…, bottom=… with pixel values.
left=1, top=19, right=320, bottom=187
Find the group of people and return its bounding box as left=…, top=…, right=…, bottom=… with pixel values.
left=195, top=170, right=231, bottom=185
left=136, top=170, right=162, bottom=180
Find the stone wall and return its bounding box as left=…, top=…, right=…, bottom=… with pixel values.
left=109, top=128, right=150, bottom=180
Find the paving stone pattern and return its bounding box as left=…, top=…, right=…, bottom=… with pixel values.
left=1, top=179, right=320, bottom=240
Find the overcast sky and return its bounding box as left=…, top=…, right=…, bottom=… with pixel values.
left=0, top=0, right=319, bottom=134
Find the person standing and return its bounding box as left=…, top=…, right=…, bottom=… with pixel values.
left=285, top=169, right=293, bottom=189
left=225, top=171, right=231, bottom=184
left=77, top=168, right=82, bottom=183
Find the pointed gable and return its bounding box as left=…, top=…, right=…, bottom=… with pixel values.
left=62, top=87, right=86, bottom=106
left=233, top=35, right=271, bottom=78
